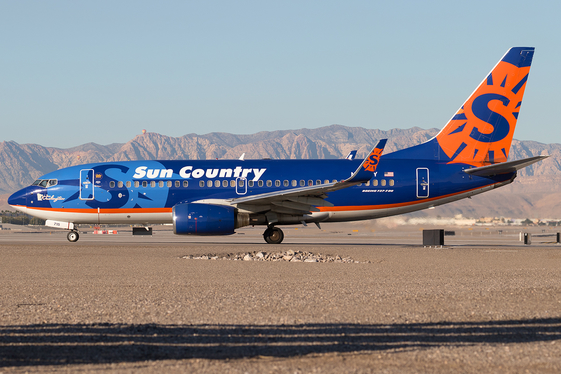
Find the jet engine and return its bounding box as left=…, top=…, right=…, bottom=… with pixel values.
left=172, top=203, right=248, bottom=235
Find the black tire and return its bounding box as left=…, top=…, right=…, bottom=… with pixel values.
left=263, top=227, right=284, bottom=244
left=67, top=231, right=79, bottom=242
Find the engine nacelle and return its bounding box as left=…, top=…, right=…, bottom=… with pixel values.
left=173, top=203, right=239, bottom=235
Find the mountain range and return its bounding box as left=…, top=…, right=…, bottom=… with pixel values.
left=1, top=125, right=560, bottom=219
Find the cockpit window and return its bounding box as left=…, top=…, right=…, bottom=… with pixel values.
left=32, top=179, right=58, bottom=187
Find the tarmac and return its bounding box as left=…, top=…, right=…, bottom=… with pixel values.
left=1, top=222, right=561, bottom=373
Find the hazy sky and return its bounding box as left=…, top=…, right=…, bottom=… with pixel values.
left=1, top=1, right=559, bottom=148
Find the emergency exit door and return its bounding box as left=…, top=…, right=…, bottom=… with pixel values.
left=416, top=168, right=429, bottom=198
left=80, top=169, right=94, bottom=200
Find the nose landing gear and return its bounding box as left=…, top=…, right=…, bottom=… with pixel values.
left=263, top=226, right=284, bottom=244
left=67, top=230, right=80, bottom=242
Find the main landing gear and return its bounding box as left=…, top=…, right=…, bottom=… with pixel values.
left=263, top=226, right=284, bottom=244
left=67, top=230, right=80, bottom=242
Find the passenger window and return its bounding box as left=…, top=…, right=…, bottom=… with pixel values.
left=372, top=180, right=378, bottom=186
left=223, top=180, right=228, bottom=187
left=126, top=181, right=131, bottom=188
left=381, top=179, right=386, bottom=186
left=324, top=180, right=329, bottom=184
left=284, top=180, right=289, bottom=187
left=300, top=180, right=305, bottom=186
left=215, top=180, right=220, bottom=187
left=134, top=181, right=139, bottom=188
left=238, top=179, right=245, bottom=187
left=167, top=181, right=172, bottom=188
left=207, top=180, right=213, bottom=187
left=248, top=180, right=254, bottom=187
left=258, top=180, right=263, bottom=187
left=267, top=180, right=272, bottom=187
left=308, top=180, right=313, bottom=186
left=275, top=180, right=280, bottom=187
left=142, top=181, right=148, bottom=188
left=389, top=179, right=395, bottom=186
left=292, top=180, right=297, bottom=187
left=365, top=180, right=370, bottom=187
left=175, top=181, right=180, bottom=188
left=199, top=180, right=205, bottom=187
left=158, top=181, right=164, bottom=188
left=231, top=180, right=236, bottom=187
left=183, top=181, right=189, bottom=187
left=109, top=181, right=115, bottom=188
left=150, top=181, right=156, bottom=188
left=118, top=181, right=123, bottom=188
left=316, top=180, right=321, bottom=185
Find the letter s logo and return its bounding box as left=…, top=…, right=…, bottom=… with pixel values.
left=469, top=93, right=511, bottom=143
left=363, top=147, right=383, bottom=172
left=133, top=166, right=147, bottom=179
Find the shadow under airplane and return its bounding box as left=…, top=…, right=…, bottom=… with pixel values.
left=1, top=318, right=561, bottom=367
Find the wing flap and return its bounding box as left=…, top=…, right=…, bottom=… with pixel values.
left=272, top=200, right=319, bottom=212
left=287, top=196, right=334, bottom=207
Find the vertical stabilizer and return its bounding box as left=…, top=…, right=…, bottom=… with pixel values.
left=435, top=47, right=534, bottom=166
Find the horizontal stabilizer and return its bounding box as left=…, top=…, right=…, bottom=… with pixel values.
left=345, top=150, right=357, bottom=160
left=463, top=155, right=548, bottom=177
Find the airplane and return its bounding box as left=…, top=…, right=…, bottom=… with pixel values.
left=8, top=47, right=547, bottom=244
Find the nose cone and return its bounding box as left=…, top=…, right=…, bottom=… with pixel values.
left=8, top=188, right=29, bottom=207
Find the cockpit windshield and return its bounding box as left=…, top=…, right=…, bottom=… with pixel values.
left=32, top=179, right=57, bottom=187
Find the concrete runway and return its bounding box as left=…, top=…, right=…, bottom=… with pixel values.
left=1, top=224, right=561, bottom=373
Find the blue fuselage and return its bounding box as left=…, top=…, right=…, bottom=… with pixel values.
left=8, top=156, right=514, bottom=225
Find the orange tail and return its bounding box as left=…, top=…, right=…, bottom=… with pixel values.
left=435, top=47, right=534, bottom=166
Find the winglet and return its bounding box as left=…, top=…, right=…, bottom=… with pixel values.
left=345, top=139, right=387, bottom=183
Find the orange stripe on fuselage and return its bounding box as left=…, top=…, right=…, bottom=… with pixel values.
left=24, top=207, right=172, bottom=214
left=19, top=182, right=498, bottom=215
left=317, top=182, right=497, bottom=212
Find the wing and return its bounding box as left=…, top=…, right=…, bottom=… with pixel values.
left=224, top=140, right=387, bottom=220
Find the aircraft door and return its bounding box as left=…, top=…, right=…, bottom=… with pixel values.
left=80, top=169, right=95, bottom=200
left=416, top=168, right=429, bottom=198
left=235, top=177, right=247, bottom=195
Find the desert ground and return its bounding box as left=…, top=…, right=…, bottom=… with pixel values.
left=1, top=222, right=561, bottom=373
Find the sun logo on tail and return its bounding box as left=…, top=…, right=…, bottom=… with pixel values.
left=436, top=49, right=533, bottom=166
left=363, top=142, right=385, bottom=172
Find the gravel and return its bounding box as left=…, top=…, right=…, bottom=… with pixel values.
left=181, top=249, right=363, bottom=263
